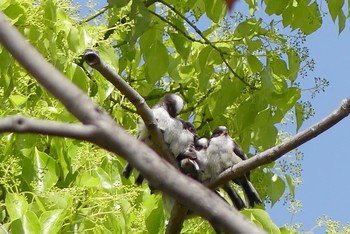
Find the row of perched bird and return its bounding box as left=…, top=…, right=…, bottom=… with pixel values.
left=122, top=93, right=262, bottom=211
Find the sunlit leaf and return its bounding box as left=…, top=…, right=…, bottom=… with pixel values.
left=145, top=40, right=169, bottom=83
left=242, top=209, right=281, bottom=234
left=5, top=193, right=28, bottom=220
left=22, top=210, right=41, bottom=233
left=33, top=148, right=59, bottom=192
left=9, top=94, right=28, bottom=106
left=295, top=102, right=304, bottom=132
left=40, top=209, right=65, bottom=234
left=204, top=0, right=226, bottom=23
left=247, top=55, right=263, bottom=73
left=267, top=173, right=285, bottom=206
left=285, top=174, right=295, bottom=197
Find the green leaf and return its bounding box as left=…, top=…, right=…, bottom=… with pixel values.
left=247, top=39, right=263, bottom=51
left=247, top=55, right=263, bottom=73
left=287, top=49, right=300, bottom=81
left=9, top=94, right=28, bottom=106
left=168, top=56, right=182, bottom=81
left=327, top=0, right=344, bottom=22
left=337, top=9, right=346, bottom=33
left=252, top=109, right=278, bottom=149
left=295, top=102, right=304, bottom=132
left=204, top=0, right=225, bottom=23
left=265, top=0, right=289, bottom=15
left=77, top=172, right=100, bottom=187
left=145, top=198, right=164, bottom=233
left=169, top=33, right=191, bottom=59
left=267, top=173, right=285, bottom=206
left=108, top=0, right=130, bottom=7
left=127, top=0, right=151, bottom=45
left=236, top=98, right=260, bottom=131
left=2, top=3, right=26, bottom=24
left=67, top=26, right=80, bottom=53
left=22, top=210, right=41, bottom=233
left=71, top=64, right=89, bottom=92
left=198, top=46, right=222, bottom=70
left=40, top=209, right=65, bottom=234
left=93, top=167, right=117, bottom=189
left=241, top=209, right=281, bottom=234
left=145, top=40, right=169, bottom=83
left=285, top=174, right=295, bottom=197
left=270, top=57, right=288, bottom=78
left=236, top=19, right=260, bottom=38
left=33, top=148, right=59, bottom=191
left=270, top=87, right=301, bottom=113
left=292, top=2, right=322, bottom=34
left=5, top=193, right=28, bottom=220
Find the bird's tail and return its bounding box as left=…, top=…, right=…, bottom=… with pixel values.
left=223, top=183, right=246, bottom=210
left=122, top=163, right=133, bottom=178
left=238, top=177, right=262, bottom=208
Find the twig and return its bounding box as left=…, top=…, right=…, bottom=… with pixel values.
left=0, top=115, right=97, bottom=140
left=157, top=1, right=255, bottom=89
left=209, top=97, right=350, bottom=189
left=79, top=5, right=109, bottom=25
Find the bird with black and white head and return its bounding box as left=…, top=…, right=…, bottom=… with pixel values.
left=122, top=94, right=184, bottom=179
left=207, top=126, right=262, bottom=208
left=179, top=136, right=246, bottom=210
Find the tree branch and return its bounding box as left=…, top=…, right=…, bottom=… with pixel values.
left=79, top=5, right=109, bottom=25
left=83, top=49, right=177, bottom=166
left=209, top=97, right=350, bottom=189
left=0, top=115, right=97, bottom=140
left=0, top=11, right=265, bottom=233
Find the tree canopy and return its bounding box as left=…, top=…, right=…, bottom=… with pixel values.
left=0, top=0, right=349, bottom=233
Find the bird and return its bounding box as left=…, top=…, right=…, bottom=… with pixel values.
left=122, top=94, right=198, bottom=189
left=206, top=126, right=262, bottom=207
left=135, top=120, right=198, bottom=185
left=180, top=137, right=246, bottom=210
left=122, top=93, right=184, bottom=179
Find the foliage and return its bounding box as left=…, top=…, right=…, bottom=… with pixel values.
left=0, top=0, right=347, bottom=233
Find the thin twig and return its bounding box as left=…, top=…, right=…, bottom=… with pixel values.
left=0, top=115, right=97, bottom=140
left=79, top=5, right=109, bottom=25
left=157, top=1, right=255, bottom=89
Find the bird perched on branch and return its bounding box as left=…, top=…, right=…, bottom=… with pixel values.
left=207, top=126, right=262, bottom=207
left=122, top=94, right=197, bottom=186
left=122, top=93, right=184, bottom=179
left=180, top=137, right=246, bottom=210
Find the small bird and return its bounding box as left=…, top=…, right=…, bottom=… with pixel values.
left=180, top=137, right=246, bottom=210
left=207, top=126, right=262, bottom=207
left=136, top=120, right=198, bottom=185
left=122, top=94, right=184, bottom=179
left=169, top=120, right=198, bottom=158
